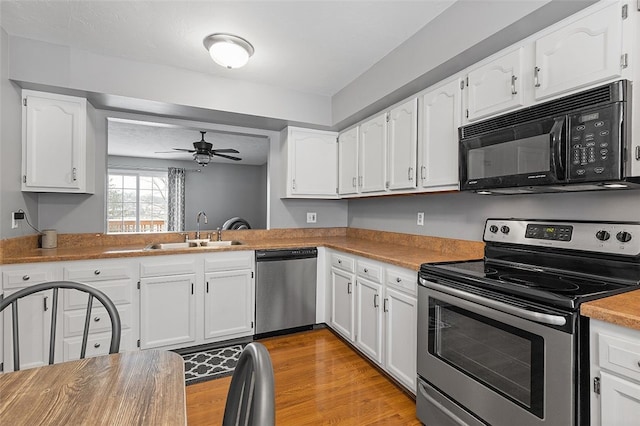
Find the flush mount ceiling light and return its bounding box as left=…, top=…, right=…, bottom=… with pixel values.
left=203, top=33, right=254, bottom=69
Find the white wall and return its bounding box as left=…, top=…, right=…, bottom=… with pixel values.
left=348, top=190, right=640, bottom=242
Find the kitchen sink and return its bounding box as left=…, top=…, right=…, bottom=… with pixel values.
left=144, top=240, right=243, bottom=250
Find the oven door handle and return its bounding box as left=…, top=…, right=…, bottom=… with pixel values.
left=419, top=278, right=567, bottom=326
left=550, top=116, right=566, bottom=178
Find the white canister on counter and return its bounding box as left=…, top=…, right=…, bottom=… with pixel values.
left=42, top=229, right=57, bottom=249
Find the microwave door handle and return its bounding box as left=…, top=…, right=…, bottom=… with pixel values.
left=551, top=117, right=566, bottom=177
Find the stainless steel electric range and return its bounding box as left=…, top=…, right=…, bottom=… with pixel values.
left=417, top=219, right=640, bottom=426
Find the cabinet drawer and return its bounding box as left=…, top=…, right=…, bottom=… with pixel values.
left=386, top=267, right=417, bottom=295
left=357, top=260, right=382, bottom=283
left=331, top=253, right=355, bottom=272
left=204, top=251, right=253, bottom=272
left=63, top=304, right=132, bottom=337
left=140, top=259, right=196, bottom=277
left=63, top=279, right=134, bottom=310
left=63, top=329, right=133, bottom=361
left=64, top=264, right=132, bottom=282
left=599, top=333, right=640, bottom=382
left=3, top=268, right=56, bottom=289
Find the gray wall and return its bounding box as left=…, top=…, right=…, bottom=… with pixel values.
left=348, top=190, right=640, bottom=242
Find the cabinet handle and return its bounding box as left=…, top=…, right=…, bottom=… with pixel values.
left=292, top=179, right=296, bottom=190
left=44, top=296, right=48, bottom=311
left=352, top=177, right=357, bottom=188
left=191, top=283, right=194, bottom=295
left=364, top=268, right=369, bottom=273
left=72, top=167, right=77, bottom=181
left=534, top=67, right=541, bottom=88
left=421, top=166, right=426, bottom=181
left=374, top=294, right=379, bottom=308
left=338, top=259, right=342, bottom=264
left=94, top=343, right=101, bottom=348
left=94, top=317, right=100, bottom=322
left=206, top=282, right=209, bottom=293
left=511, top=75, right=518, bottom=95
left=22, top=275, right=30, bottom=281
left=383, top=298, right=389, bottom=313
left=94, top=270, right=101, bottom=275
left=408, top=167, right=414, bottom=181
left=396, top=277, right=402, bottom=283
left=347, top=282, right=352, bottom=294
left=358, top=176, right=363, bottom=187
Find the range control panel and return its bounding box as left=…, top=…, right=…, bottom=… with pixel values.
left=484, top=219, right=640, bottom=256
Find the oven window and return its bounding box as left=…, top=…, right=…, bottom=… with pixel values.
left=468, top=134, right=550, bottom=179
left=429, top=300, right=544, bottom=418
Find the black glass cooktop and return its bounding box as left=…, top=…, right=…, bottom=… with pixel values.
left=420, top=260, right=640, bottom=310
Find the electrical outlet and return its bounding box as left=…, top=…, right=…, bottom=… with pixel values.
left=12, top=211, right=25, bottom=229
left=417, top=212, right=425, bottom=226
left=307, top=212, right=317, bottom=223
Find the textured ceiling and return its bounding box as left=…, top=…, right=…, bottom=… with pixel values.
left=107, top=118, right=269, bottom=165
left=0, top=0, right=455, bottom=96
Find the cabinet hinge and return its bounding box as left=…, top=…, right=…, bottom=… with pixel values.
left=460, top=80, right=464, bottom=90
left=137, top=280, right=140, bottom=289
left=137, top=339, right=141, bottom=348
left=635, top=146, right=640, bottom=161
left=466, top=109, right=469, bottom=119
left=251, top=321, right=254, bottom=329
left=23, top=98, right=27, bottom=107
left=593, top=377, right=600, bottom=394
left=251, top=271, right=254, bottom=279
left=465, top=76, right=469, bottom=87
left=622, top=4, right=628, bottom=19
left=385, top=181, right=390, bottom=189
left=336, top=137, right=339, bottom=143
left=621, top=53, right=629, bottom=69
left=385, top=113, right=390, bottom=122
left=23, top=175, right=27, bottom=184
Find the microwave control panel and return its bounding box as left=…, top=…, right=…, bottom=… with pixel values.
left=567, top=105, right=620, bottom=182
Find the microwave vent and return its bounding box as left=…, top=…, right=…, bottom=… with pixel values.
left=461, top=81, right=627, bottom=139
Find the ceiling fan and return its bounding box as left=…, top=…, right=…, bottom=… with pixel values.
left=157, top=131, right=242, bottom=165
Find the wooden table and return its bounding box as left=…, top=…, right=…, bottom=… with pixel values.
left=0, top=350, right=186, bottom=425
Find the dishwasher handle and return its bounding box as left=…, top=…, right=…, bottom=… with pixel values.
left=256, top=248, right=318, bottom=261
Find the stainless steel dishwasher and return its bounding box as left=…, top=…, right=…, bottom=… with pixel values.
left=255, top=248, right=317, bottom=337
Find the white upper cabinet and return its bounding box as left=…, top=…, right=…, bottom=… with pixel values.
left=338, top=126, right=359, bottom=195
left=387, top=99, right=418, bottom=191
left=359, top=113, right=387, bottom=193
left=533, top=1, right=624, bottom=101
left=465, top=47, right=526, bottom=121
left=22, top=90, right=94, bottom=194
left=418, top=77, right=462, bottom=191
left=285, top=127, right=338, bottom=198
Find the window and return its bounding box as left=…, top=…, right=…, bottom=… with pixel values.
left=107, top=170, right=168, bottom=233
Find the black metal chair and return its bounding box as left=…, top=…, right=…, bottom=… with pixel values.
left=0, top=280, right=121, bottom=371
left=222, top=342, right=275, bottom=426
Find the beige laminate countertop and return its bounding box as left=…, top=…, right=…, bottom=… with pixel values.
left=1, top=229, right=485, bottom=271
left=581, top=289, right=640, bottom=331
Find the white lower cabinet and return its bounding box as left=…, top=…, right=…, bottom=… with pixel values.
left=327, top=250, right=417, bottom=393
left=590, top=319, right=640, bottom=426
left=140, top=273, right=196, bottom=349
left=2, top=264, right=59, bottom=371
left=204, top=270, right=253, bottom=340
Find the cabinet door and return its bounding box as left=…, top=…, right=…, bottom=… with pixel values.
left=385, top=287, right=417, bottom=393
left=3, top=290, right=54, bottom=371
left=330, top=268, right=354, bottom=340
left=600, top=371, right=640, bottom=426
left=139, top=274, right=196, bottom=349
left=387, top=99, right=418, bottom=190
left=419, top=78, right=462, bottom=191
left=288, top=128, right=338, bottom=197
left=204, top=270, right=254, bottom=341
left=534, top=2, right=622, bottom=101
left=338, top=127, right=359, bottom=195
left=466, top=47, right=525, bottom=121
left=22, top=91, right=87, bottom=192
left=359, top=113, right=387, bottom=193
left=355, top=278, right=383, bottom=364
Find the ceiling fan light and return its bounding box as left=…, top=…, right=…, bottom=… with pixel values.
left=194, top=153, right=210, bottom=166
left=203, top=33, right=254, bottom=69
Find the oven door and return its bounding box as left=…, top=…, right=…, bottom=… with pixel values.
left=417, top=279, right=576, bottom=426
left=459, top=115, right=566, bottom=191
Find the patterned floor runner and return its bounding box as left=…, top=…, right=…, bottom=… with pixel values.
left=181, top=343, right=247, bottom=386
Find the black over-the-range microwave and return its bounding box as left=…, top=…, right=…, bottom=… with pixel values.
left=458, top=80, right=637, bottom=194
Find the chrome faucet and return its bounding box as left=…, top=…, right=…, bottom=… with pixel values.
left=196, top=211, right=208, bottom=239
left=216, top=227, right=222, bottom=241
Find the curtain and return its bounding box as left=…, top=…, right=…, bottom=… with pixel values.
left=167, top=167, right=186, bottom=232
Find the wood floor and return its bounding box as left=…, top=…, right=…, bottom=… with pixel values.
left=186, top=328, right=420, bottom=425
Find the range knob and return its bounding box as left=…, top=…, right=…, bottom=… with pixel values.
left=595, top=230, right=610, bottom=241
left=489, top=225, right=499, bottom=234
left=616, top=231, right=632, bottom=243
left=500, top=225, right=510, bottom=235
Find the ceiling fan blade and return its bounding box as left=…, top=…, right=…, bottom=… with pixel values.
left=212, top=148, right=240, bottom=154
left=213, top=153, right=242, bottom=161
left=155, top=150, right=181, bottom=154
left=173, top=148, right=196, bottom=152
